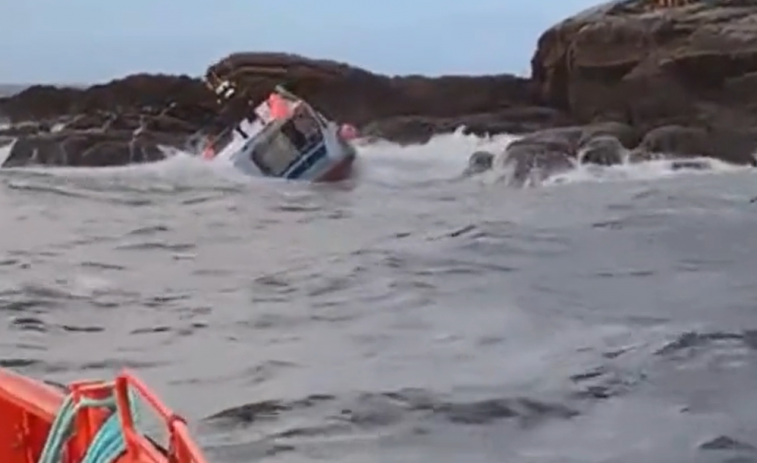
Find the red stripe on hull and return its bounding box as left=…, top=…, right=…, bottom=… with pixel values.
left=315, top=154, right=356, bottom=183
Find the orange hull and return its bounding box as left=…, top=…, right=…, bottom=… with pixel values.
left=0, top=368, right=207, bottom=463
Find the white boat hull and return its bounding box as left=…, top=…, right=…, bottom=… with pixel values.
left=208, top=89, right=357, bottom=183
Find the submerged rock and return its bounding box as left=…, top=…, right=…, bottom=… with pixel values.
left=465, top=122, right=643, bottom=183
left=463, top=151, right=496, bottom=176
left=501, top=129, right=576, bottom=186
left=632, top=125, right=757, bottom=165
left=579, top=135, right=626, bottom=166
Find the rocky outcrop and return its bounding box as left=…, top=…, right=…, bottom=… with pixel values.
left=0, top=130, right=185, bottom=168
left=8, top=1, right=757, bottom=171
left=531, top=0, right=757, bottom=137
left=0, top=75, right=216, bottom=126
left=0, top=53, right=574, bottom=167
left=0, top=75, right=221, bottom=168
left=497, top=122, right=637, bottom=185
left=467, top=119, right=757, bottom=185
left=205, top=53, right=573, bottom=144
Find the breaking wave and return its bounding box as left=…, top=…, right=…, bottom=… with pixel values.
left=0, top=127, right=749, bottom=190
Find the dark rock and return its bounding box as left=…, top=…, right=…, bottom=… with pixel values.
left=700, top=435, right=756, bottom=452
left=579, top=135, right=625, bottom=166
left=502, top=131, right=576, bottom=186
left=531, top=0, right=757, bottom=133
left=464, top=151, right=496, bottom=176
left=64, top=111, right=198, bottom=134
left=0, top=53, right=580, bottom=166
left=1, top=130, right=183, bottom=168
left=497, top=121, right=641, bottom=184
left=5, top=19, right=757, bottom=170
left=577, top=121, right=639, bottom=150
left=206, top=53, right=546, bottom=125
left=0, top=121, right=52, bottom=137
left=628, top=125, right=757, bottom=165
left=362, top=107, right=575, bottom=145
left=205, top=53, right=576, bottom=144
left=0, top=75, right=216, bottom=127
left=669, top=159, right=711, bottom=170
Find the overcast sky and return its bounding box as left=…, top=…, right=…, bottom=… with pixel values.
left=1, top=0, right=597, bottom=83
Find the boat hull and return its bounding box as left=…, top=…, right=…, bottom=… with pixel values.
left=0, top=368, right=206, bottom=463
left=0, top=368, right=64, bottom=463
left=228, top=121, right=357, bottom=183
left=315, top=150, right=355, bottom=182
left=207, top=89, right=358, bottom=183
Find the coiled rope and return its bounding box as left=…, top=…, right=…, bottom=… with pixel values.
left=36, top=385, right=141, bottom=463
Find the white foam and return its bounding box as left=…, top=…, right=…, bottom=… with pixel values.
left=542, top=156, right=751, bottom=187
left=0, top=139, right=15, bottom=166
left=0, top=126, right=750, bottom=189
left=354, top=127, right=515, bottom=187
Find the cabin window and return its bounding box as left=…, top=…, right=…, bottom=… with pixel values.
left=249, top=106, right=325, bottom=177
left=293, top=110, right=319, bottom=139
left=251, top=130, right=303, bottom=176
left=284, top=111, right=322, bottom=151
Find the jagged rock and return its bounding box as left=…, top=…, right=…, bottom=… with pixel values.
left=0, top=54, right=578, bottom=166
left=579, top=135, right=626, bottom=165
left=1, top=130, right=184, bottom=167
left=205, top=53, right=574, bottom=143
left=699, top=435, right=757, bottom=452
left=498, top=122, right=638, bottom=184
left=502, top=129, right=577, bottom=186
left=464, top=151, right=496, bottom=176
left=206, top=53, right=548, bottom=124
left=0, top=121, right=53, bottom=137
left=627, top=124, right=757, bottom=164
left=0, top=75, right=216, bottom=127
left=531, top=0, right=757, bottom=133
left=6, top=10, right=757, bottom=171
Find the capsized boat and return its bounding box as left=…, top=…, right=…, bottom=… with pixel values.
left=0, top=367, right=208, bottom=463
left=203, top=81, right=358, bottom=183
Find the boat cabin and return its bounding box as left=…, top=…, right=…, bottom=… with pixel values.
left=245, top=100, right=328, bottom=177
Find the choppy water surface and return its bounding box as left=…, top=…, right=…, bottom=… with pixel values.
left=2, top=132, right=757, bottom=463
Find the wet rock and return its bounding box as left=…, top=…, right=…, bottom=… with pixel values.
left=463, top=151, right=496, bottom=176
left=0, top=53, right=581, bottom=165
left=0, top=121, right=52, bottom=137
left=700, top=435, right=756, bottom=452
left=577, top=121, right=640, bottom=150
left=531, top=0, right=757, bottom=134
left=65, top=111, right=200, bottom=134
left=1, top=130, right=183, bottom=168
left=578, top=135, right=625, bottom=166
left=206, top=53, right=549, bottom=125
left=628, top=125, right=757, bottom=165
left=499, top=121, right=641, bottom=185
left=206, top=53, right=578, bottom=144
left=0, top=136, right=14, bottom=149
left=8, top=20, right=757, bottom=170
left=502, top=132, right=575, bottom=187
left=0, top=75, right=216, bottom=127
left=361, top=107, right=573, bottom=146
left=670, top=159, right=711, bottom=170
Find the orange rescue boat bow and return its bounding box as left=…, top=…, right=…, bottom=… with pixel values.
left=0, top=368, right=208, bottom=463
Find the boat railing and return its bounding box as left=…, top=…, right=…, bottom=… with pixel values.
left=69, top=370, right=209, bottom=463
left=117, top=371, right=208, bottom=463
left=274, top=85, right=330, bottom=128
